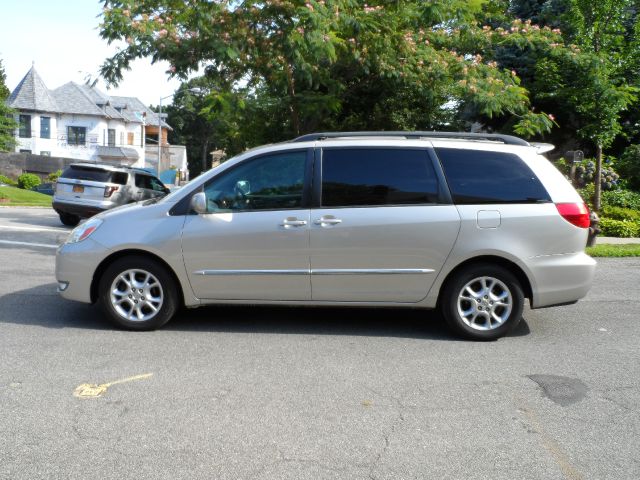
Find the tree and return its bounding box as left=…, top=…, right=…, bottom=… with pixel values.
left=564, top=0, right=639, bottom=210
left=99, top=1, right=560, bottom=140
left=0, top=58, right=17, bottom=152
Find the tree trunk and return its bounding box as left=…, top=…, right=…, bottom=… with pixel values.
left=594, top=143, right=603, bottom=212
left=285, top=62, right=300, bottom=136
left=201, top=139, right=210, bottom=174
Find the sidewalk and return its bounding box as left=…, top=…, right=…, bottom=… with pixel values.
left=597, top=236, right=640, bottom=244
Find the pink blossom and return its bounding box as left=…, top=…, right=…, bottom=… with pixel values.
left=548, top=114, right=555, bottom=121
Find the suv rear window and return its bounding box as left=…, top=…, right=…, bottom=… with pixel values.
left=435, top=148, right=551, bottom=204
left=60, top=166, right=128, bottom=185
left=321, top=148, right=439, bottom=207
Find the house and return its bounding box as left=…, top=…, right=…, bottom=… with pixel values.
left=6, top=66, right=187, bottom=180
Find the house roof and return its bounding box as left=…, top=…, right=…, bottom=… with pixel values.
left=8, top=66, right=59, bottom=113
left=7, top=67, right=165, bottom=127
left=110, top=96, right=172, bottom=129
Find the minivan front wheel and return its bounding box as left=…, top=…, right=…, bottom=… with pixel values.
left=441, top=264, right=524, bottom=340
left=98, top=256, right=178, bottom=330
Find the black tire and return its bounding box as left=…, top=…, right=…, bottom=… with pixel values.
left=98, top=256, right=179, bottom=331
left=59, top=213, right=80, bottom=227
left=440, top=263, right=524, bottom=341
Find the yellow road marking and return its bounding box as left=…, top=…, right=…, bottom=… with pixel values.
left=73, top=373, right=153, bottom=398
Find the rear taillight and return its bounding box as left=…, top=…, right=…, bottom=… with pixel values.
left=104, top=186, right=119, bottom=198
left=556, top=202, right=590, bottom=228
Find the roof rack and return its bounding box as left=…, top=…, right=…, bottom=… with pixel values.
left=291, top=131, right=530, bottom=146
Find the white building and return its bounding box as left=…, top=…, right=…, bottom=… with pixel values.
left=6, top=66, right=175, bottom=173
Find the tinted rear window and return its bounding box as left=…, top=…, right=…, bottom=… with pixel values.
left=435, top=148, right=550, bottom=204
left=61, top=166, right=128, bottom=185
left=321, top=148, right=439, bottom=207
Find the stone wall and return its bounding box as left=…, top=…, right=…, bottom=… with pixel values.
left=0, top=152, right=76, bottom=180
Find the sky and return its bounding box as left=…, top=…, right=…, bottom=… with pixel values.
left=0, top=0, right=184, bottom=106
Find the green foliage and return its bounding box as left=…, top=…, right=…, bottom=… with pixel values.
left=0, top=174, right=17, bottom=186
left=616, top=145, right=640, bottom=191
left=601, top=206, right=640, bottom=222
left=586, top=243, right=640, bottom=257
left=17, top=173, right=41, bottom=190
left=0, top=58, right=17, bottom=152
left=47, top=170, right=62, bottom=182
left=578, top=184, right=595, bottom=208
left=601, top=189, right=640, bottom=210
left=99, top=0, right=565, bottom=138
left=599, top=218, right=640, bottom=238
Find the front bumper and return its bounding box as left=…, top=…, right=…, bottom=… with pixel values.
left=55, top=239, right=110, bottom=303
left=528, top=252, right=597, bottom=308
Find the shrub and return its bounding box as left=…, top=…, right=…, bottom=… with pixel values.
left=602, top=189, right=640, bottom=210
left=0, top=174, right=17, bottom=186
left=17, top=173, right=41, bottom=190
left=578, top=184, right=595, bottom=209
left=601, top=205, right=640, bottom=222
left=47, top=169, right=62, bottom=182
left=616, top=144, right=640, bottom=191
left=572, top=158, right=620, bottom=190
left=599, top=218, right=640, bottom=238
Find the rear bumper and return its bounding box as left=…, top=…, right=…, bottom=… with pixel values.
left=52, top=200, right=111, bottom=218
left=529, top=252, right=596, bottom=308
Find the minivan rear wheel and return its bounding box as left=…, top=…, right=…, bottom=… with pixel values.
left=98, top=256, right=178, bottom=330
left=441, top=263, right=524, bottom=340
left=59, top=212, right=80, bottom=227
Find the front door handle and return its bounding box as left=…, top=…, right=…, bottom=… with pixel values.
left=314, top=216, right=342, bottom=226
left=280, top=218, right=308, bottom=228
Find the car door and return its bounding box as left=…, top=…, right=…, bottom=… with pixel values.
left=181, top=149, right=312, bottom=301
left=309, top=146, right=460, bottom=303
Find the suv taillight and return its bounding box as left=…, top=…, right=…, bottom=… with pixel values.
left=556, top=202, right=590, bottom=228
left=104, top=186, right=119, bottom=198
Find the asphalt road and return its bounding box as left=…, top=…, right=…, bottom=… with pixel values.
left=1, top=207, right=639, bottom=480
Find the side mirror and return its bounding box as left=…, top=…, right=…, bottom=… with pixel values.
left=190, top=192, right=207, bottom=214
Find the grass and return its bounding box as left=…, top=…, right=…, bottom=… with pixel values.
left=0, top=186, right=52, bottom=207
left=586, top=244, right=640, bottom=257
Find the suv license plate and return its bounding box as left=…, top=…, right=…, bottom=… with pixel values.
left=73, top=185, right=84, bottom=193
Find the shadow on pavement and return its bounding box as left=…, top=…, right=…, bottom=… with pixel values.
left=0, top=283, right=531, bottom=340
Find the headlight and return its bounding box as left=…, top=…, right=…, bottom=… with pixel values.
left=66, top=218, right=103, bottom=244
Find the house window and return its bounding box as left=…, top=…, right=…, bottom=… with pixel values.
left=127, top=132, right=134, bottom=145
left=19, top=149, right=32, bottom=153
left=120, top=132, right=125, bottom=146
left=108, top=129, right=116, bottom=147
left=40, top=117, right=51, bottom=139
left=67, top=126, right=86, bottom=146
left=19, top=115, right=31, bottom=138
left=40, top=151, right=51, bottom=156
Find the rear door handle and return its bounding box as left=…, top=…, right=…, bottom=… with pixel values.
left=280, top=218, right=308, bottom=228
left=314, top=217, right=342, bottom=226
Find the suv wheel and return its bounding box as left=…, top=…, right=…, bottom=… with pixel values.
left=98, top=256, right=178, bottom=330
left=440, top=263, right=524, bottom=340
left=59, top=213, right=80, bottom=227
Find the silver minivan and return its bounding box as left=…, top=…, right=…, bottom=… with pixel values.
left=55, top=132, right=596, bottom=340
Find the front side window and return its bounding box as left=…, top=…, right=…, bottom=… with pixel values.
left=40, top=117, right=50, bottom=139
left=19, top=115, right=31, bottom=138
left=435, top=148, right=551, bottom=204
left=321, top=148, right=439, bottom=207
left=67, top=126, right=86, bottom=146
left=203, top=150, right=307, bottom=213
